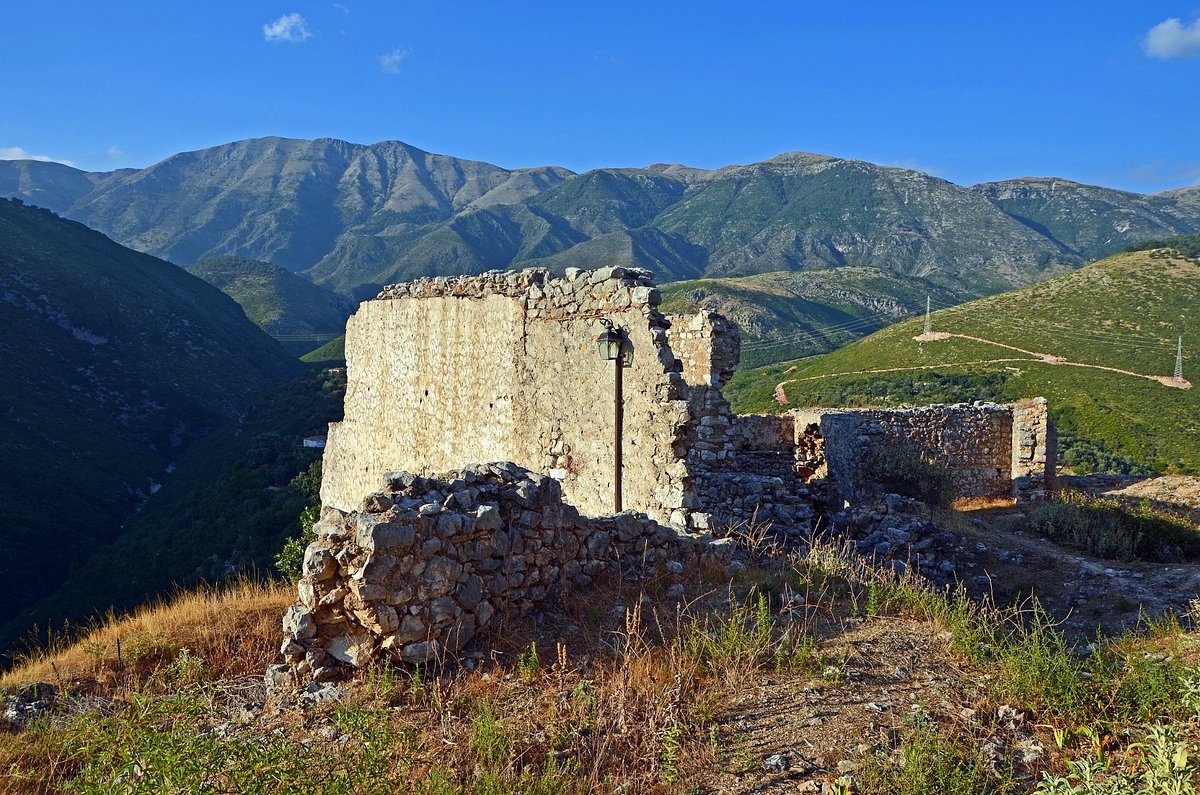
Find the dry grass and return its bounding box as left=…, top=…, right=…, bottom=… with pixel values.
left=1, top=577, right=292, bottom=694
left=952, top=495, right=1017, bottom=512
left=8, top=531, right=1200, bottom=793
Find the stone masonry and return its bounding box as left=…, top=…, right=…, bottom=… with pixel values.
left=788, top=399, right=1056, bottom=505
left=321, top=266, right=1051, bottom=530
left=320, top=267, right=696, bottom=524
left=279, top=267, right=1054, bottom=682
left=274, top=463, right=730, bottom=682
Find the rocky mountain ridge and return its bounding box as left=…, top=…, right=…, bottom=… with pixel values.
left=4, top=137, right=1198, bottom=303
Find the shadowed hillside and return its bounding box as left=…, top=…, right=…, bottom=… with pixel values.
left=0, top=198, right=299, bottom=645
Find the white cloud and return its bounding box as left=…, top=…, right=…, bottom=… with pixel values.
left=106, top=146, right=125, bottom=159
left=263, top=13, right=312, bottom=44
left=0, top=146, right=76, bottom=167
left=1144, top=16, right=1200, bottom=59
left=379, top=48, right=408, bottom=74
left=333, top=3, right=349, bottom=14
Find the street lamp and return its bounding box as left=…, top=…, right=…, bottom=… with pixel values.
left=597, top=318, right=625, bottom=512
left=596, top=322, right=623, bottom=362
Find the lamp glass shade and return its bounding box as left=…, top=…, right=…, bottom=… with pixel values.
left=597, top=328, right=622, bottom=361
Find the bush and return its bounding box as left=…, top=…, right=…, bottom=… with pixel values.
left=274, top=504, right=319, bottom=582
left=1024, top=491, right=1200, bottom=563
left=857, top=442, right=956, bottom=506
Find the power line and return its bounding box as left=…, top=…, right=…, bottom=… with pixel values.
left=740, top=311, right=917, bottom=350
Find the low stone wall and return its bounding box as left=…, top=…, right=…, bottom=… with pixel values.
left=789, top=401, right=1054, bottom=504
left=274, top=463, right=731, bottom=684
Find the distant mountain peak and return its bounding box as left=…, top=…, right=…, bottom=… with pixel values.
left=1, top=136, right=1198, bottom=300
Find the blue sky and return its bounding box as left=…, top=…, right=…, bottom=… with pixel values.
left=2, top=2, right=1199, bottom=192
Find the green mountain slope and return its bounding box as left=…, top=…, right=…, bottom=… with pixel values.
left=653, top=153, right=1076, bottom=293
left=186, top=256, right=351, bottom=354
left=300, top=335, right=346, bottom=364
left=0, top=198, right=299, bottom=638
left=661, top=267, right=959, bottom=367
left=727, top=246, right=1199, bottom=473
left=5, top=137, right=1199, bottom=304
left=973, top=178, right=1200, bottom=261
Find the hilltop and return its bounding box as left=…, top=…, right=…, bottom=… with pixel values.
left=186, top=256, right=351, bottom=355
left=4, top=138, right=1199, bottom=305
left=727, top=246, right=1199, bottom=473
left=0, top=199, right=300, bottom=651
left=7, top=498, right=1200, bottom=793
left=660, top=267, right=959, bottom=367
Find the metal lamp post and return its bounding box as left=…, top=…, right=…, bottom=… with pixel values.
left=596, top=319, right=624, bottom=512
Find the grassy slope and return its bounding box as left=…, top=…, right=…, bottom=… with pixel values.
left=187, top=255, right=351, bottom=355
left=300, top=334, right=346, bottom=363
left=727, top=249, right=1199, bottom=472
left=6, top=536, right=1200, bottom=794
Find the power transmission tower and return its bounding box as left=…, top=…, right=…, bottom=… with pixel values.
left=924, top=295, right=932, bottom=336
left=1175, top=336, right=1184, bottom=382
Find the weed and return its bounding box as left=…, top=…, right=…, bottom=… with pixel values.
left=471, top=700, right=511, bottom=767
left=993, top=607, right=1088, bottom=720
left=659, top=719, right=684, bottom=782
left=681, top=590, right=775, bottom=679
left=367, top=658, right=400, bottom=703
left=1023, top=491, right=1200, bottom=563
left=274, top=504, right=319, bottom=582
left=156, top=646, right=209, bottom=688
left=859, top=713, right=1015, bottom=794
left=518, top=641, right=540, bottom=683
left=1035, top=724, right=1195, bottom=795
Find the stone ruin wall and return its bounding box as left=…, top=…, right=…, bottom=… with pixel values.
left=320, top=265, right=1051, bottom=535
left=273, top=266, right=1058, bottom=684
left=665, top=312, right=814, bottom=531
left=275, top=464, right=730, bottom=682
left=1012, top=400, right=1056, bottom=502
left=320, top=267, right=696, bottom=524
left=786, top=399, right=1055, bottom=504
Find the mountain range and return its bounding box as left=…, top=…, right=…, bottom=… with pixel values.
left=4, top=137, right=1199, bottom=306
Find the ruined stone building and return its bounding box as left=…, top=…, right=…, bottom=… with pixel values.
left=320, top=266, right=1054, bottom=528
left=277, top=266, right=1056, bottom=676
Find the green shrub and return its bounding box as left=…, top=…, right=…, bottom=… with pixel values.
left=274, top=504, right=319, bottom=581
left=859, top=713, right=1015, bottom=794
left=857, top=441, right=956, bottom=506
left=1024, top=491, right=1200, bottom=563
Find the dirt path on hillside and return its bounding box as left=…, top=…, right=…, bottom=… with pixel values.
left=773, top=331, right=1190, bottom=405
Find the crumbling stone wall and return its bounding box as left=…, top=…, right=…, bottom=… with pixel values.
left=275, top=463, right=729, bottom=682
left=1011, top=398, right=1055, bottom=502
left=321, top=268, right=693, bottom=523
left=786, top=401, right=1054, bottom=504
left=661, top=313, right=813, bottom=531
